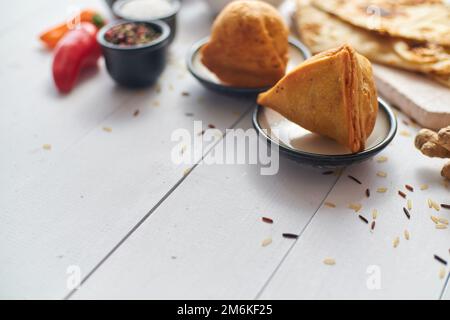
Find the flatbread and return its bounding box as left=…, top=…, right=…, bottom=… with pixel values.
left=295, top=0, right=450, bottom=87
left=257, top=45, right=378, bottom=153
left=312, top=0, right=450, bottom=46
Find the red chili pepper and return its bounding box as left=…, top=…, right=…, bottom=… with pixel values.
left=52, top=22, right=101, bottom=93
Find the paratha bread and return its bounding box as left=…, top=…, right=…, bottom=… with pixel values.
left=201, top=0, right=289, bottom=88
left=257, top=45, right=378, bottom=153
left=312, top=0, right=450, bottom=46
left=295, top=0, right=450, bottom=87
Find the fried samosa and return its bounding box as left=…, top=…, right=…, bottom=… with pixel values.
left=257, top=45, right=378, bottom=153
left=201, top=0, right=289, bottom=88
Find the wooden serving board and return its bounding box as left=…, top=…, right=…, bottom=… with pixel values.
left=373, top=64, right=450, bottom=130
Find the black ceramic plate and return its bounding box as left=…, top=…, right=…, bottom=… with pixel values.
left=186, top=36, right=311, bottom=95
left=253, top=98, right=397, bottom=167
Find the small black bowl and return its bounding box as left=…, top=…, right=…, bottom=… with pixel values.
left=186, top=36, right=312, bottom=96
left=253, top=98, right=397, bottom=168
left=97, top=20, right=171, bottom=88
left=113, top=0, right=180, bottom=44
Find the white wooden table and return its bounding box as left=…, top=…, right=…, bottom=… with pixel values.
left=1, top=0, right=449, bottom=300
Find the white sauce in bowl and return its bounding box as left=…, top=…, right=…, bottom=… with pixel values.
left=119, top=0, right=175, bottom=19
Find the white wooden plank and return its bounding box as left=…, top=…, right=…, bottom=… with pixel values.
left=70, top=112, right=339, bottom=299
left=0, top=0, right=254, bottom=299
left=260, top=113, right=450, bottom=299
left=374, top=64, right=450, bottom=130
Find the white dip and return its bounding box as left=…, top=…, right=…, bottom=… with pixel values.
left=120, top=0, right=175, bottom=19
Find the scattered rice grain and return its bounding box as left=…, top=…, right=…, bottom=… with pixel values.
left=376, top=156, right=388, bottom=163
left=403, top=207, right=411, bottom=219
left=323, top=258, right=336, bottom=265
left=439, top=267, right=446, bottom=280
left=377, top=187, right=388, bottom=193
left=420, top=184, right=429, bottom=190
left=348, top=203, right=362, bottom=212
left=261, top=238, right=272, bottom=247
left=324, top=202, right=336, bottom=208
left=358, top=215, right=369, bottom=224
left=102, top=127, right=112, bottom=132
left=372, top=209, right=378, bottom=220
left=262, top=217, right=273, bottom=224
left=404, top=229, right=410, bottom=240
left=348, top=175, right=362, bottom=184
left=393, top=237, right=400, bottom=248
left=434, top=254, right=448, bottom=266
left=42, top=144, right=52, bottom=150
left=376, top=171, right=387, bottom=178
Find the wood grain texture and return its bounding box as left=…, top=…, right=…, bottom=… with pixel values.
left=71, top=113, right=339, bottom=299
left=0, top=0, right=253, bottom=299
left=374, top=65, right=450, bottom=131
left=260, top=113, right=450, bottom=299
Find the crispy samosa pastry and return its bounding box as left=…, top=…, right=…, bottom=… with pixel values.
left=201, top=0, right=289, bottom=88
left=257, top=45, right=378, bottom=153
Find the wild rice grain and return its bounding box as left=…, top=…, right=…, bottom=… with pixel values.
left=262, top=217, right=273, bottom=224
left=359, top=215, right=369, bottom=224
left=371, top=221, right=376, bottom=231
left=366, top=188, right=370, bottom=198
left=441, top=204, right=450, bottom=210
left=322, top=171, right=334, bottom=175
left=398, top=190, right=407, bottom=198
left=405, top=184, right=414, bottom=192
left=348, top=175, right=362, bottom=184
left=434, top=254, right=448, bottom=266
left=282, top=233, right=299, bottom=239
left=403, top=207, right=411, bottom=219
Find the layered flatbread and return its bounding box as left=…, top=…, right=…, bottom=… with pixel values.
left=312, top=0, right=450, bottom=46
left=295, top=0, right=450, bottom=87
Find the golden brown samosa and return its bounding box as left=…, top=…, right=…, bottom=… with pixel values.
left=257, top=45, right=378, bottom=153
left=201, top=0, right=289, bottom=88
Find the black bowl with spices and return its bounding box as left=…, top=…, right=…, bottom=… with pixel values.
left=98, top=20, right=170, bottom=88
left=113, top=0, right=181, bottom=44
